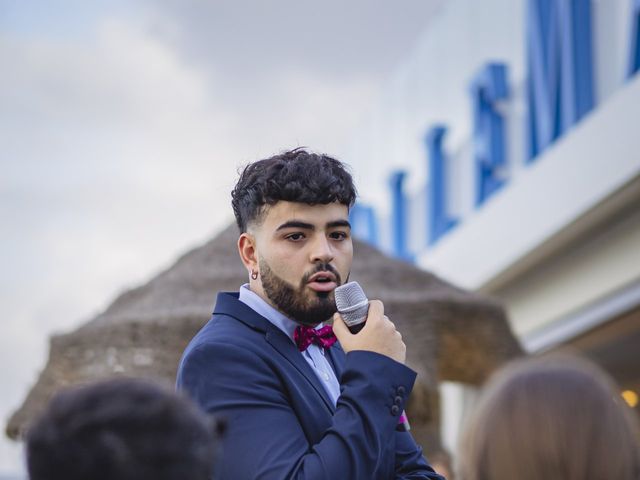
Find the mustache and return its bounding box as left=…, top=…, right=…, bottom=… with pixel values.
left=301, top=262, right=341, bottom=286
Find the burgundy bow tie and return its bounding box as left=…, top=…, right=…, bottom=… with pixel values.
left=294, top=325, right=337, bottom=352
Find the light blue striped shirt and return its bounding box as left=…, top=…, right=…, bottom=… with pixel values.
left=239, top=284, right=341, bottom=405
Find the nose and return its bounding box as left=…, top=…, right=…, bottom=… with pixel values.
left=310, top=235, right=334, bottom=264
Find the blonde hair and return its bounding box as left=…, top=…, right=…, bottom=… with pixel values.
left=459, top=354, right=640, bottom=480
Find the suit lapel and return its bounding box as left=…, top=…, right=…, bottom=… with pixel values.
left=266, top=329, right=336, bottom=413
left=215, top=292, right=336, bottom=413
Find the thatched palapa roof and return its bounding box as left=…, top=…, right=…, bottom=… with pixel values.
left=7, top=224, right=522, bottom=450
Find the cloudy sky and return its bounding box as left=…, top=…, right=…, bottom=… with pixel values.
left=0, top=0, right=443, bottom=473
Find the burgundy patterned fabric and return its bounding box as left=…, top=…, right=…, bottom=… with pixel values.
left=294, top=325, right=337, bottom=352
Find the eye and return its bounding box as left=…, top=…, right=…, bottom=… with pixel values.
left=285, top=232, right=305, bottom=241
left=329, top=231, right=349, bottom=241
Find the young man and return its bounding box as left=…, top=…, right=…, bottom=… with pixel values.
left=177, top=149, right=443, bottom=479
left=26, top=378, right=221, bottom=480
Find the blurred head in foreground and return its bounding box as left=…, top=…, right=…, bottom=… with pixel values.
left=26, top=378, right=220, bottom=480
left=459, top=353, right=640, bottom=480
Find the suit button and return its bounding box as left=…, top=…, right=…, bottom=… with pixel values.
left=394, top=396, right=403, bottom=405
left=391, top=405, right=400, bottom=416
left=397, top=386, right=406, bottom=395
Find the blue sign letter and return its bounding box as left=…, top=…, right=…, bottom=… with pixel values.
left=389, top=171, right=412, bottom=260
left=470, top=62, right=510, bottom=206
left=629, top=0, right=640, bottom=78
left=426, top=126, right=458, bottom=245
left=349, top=202, right=379, bottom=247
left=526, top=0, right=595, bottom=161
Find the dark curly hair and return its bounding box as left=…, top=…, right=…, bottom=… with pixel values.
left=25, top=378, right=222, bottom=480
left=231, top=148, right=357, bottom=232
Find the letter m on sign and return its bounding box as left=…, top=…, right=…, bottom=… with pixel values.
left=526, top=0, right=595, bottom=161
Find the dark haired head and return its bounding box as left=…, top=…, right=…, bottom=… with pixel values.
left=231, top=148, right=357, bottom=232
left=26, top=378, right=221, bottom=480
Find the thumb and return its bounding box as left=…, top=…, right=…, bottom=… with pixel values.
left=331, top=312, right=350, bottom=341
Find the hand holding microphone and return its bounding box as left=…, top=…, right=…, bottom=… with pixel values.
left=333, top=281, right=410, bottom=431
left=333, top=282, right=406, bottom=365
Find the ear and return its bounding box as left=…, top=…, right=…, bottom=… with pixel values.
left=238, top=232, right=258, bottom=273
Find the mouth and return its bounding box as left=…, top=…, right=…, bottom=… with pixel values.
left=306, top=271, right=338, bottom=293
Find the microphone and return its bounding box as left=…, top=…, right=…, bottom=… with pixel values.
left=334, top=281, right=369, bottom=334
left=334, top=281, right=411, bottom=432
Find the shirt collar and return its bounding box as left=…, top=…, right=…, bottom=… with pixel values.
left=239, top=284, right=325, bottom=341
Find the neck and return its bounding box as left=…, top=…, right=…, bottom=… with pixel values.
left=248, top=280, right=282, bottom=313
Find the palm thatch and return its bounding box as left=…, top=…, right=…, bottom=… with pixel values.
left=6, top=224, right=522, bottom=450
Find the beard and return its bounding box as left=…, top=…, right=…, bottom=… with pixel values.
left=259, top=259, right=345, bottom=326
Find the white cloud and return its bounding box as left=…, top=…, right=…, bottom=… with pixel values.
left=0, top=16, right=238, bottom=473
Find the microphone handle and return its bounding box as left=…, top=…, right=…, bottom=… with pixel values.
left=346, top=321, right=366, bottom=334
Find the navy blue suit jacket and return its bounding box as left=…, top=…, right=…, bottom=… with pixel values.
left=177, top=292, right=444, bottom=479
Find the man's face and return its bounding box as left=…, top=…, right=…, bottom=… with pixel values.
left=244, top=201, right=353, bottom=326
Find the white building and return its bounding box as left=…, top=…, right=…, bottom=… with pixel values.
left=346, top=0, right=640, bottom=456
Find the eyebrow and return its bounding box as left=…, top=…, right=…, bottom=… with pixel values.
left=275, top=219, right=352, bottom=231
left=327, top=220, right=352, bottom=229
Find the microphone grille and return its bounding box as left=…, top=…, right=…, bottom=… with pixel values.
left=335, top=282, right=369, bottom=327
left=335, top=282, right=367, bottom=310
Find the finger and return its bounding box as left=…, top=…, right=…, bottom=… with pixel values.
left=332, top=312, right=350, bottom=338
left=367, top=300, right=384, bottom=320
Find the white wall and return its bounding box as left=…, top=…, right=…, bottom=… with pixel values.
left=498, top=200, right=640, bottom=342
left=417, top=75, right=640, bottom=291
